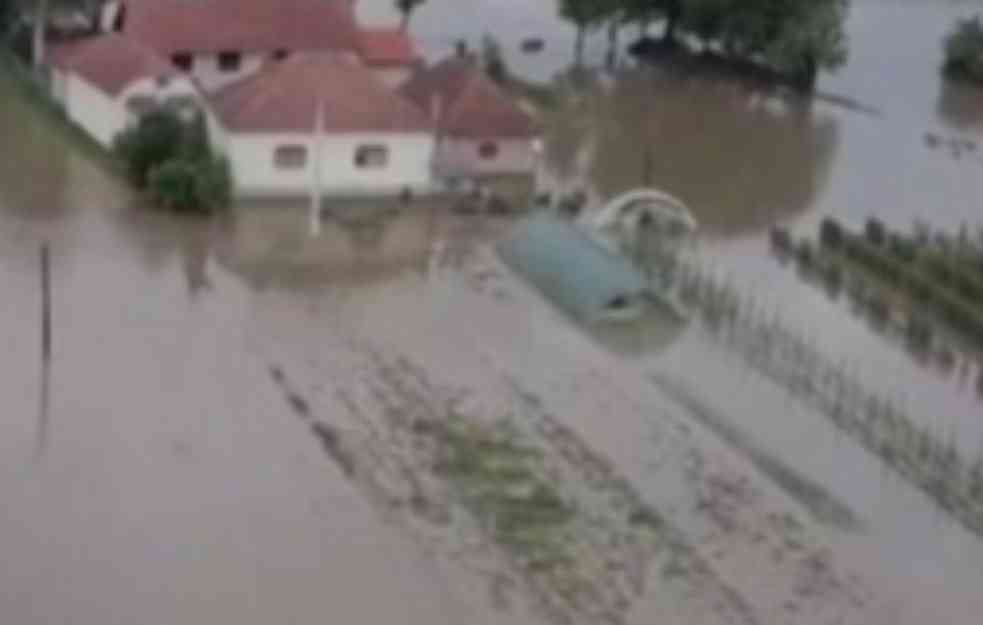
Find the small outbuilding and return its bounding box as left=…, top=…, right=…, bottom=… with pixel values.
left=401, top=55, right=541, bottom=181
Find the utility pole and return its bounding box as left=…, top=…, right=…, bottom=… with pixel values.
left=36, top=242, right=52, bottom=460
left=309, top=98, right=324, bottom=237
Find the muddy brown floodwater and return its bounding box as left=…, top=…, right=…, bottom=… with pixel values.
left=3, top=0, right=983, bottom=623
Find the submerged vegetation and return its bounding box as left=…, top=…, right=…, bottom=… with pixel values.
left=778, top=218, right=983, bottom=352
left=676, top=263, right=983, bottom=539
left=436, top=416, right=577, bottom=571
left=771, top=221, right=983, bottom=396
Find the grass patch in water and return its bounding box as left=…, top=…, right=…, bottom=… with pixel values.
left=436, top=416, right=577, bottom=571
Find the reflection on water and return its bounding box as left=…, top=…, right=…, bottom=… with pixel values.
left=213, top=198, right=516, bottom=292
left=585, top=301, right=688, bottom=357
left=543, top=71, right=841, bottom=236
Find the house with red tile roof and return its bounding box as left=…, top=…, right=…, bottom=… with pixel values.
left=400, top=54, right=541, bottom=181
left=206, top=54, right=436, bottom=197
left=49, top=34, right=198, bottom=147
left=43, top=0, right=436, bottom=198
left=100, top=0, right=418, bottom=92
left=359, top=28, right=422, bottom=88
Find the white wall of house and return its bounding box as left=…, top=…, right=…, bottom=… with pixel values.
left=63, top=73, right=128, bottom=147
left=218, top=131, right=436, bottom=197
left=61, top=71, right=203, bottom=148
left=185, top=52, right=267, bottom=92
left=371, top=66, right=412, bottom=89
left=120, top=75, right=198, bottom=102
left=435, top=137, right=539, bottom=178
left=204, top=109, right=230, bottom=154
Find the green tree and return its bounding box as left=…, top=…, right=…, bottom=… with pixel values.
left=1, top=0, right=15, bottom=37
left=482, top=33, right=508, bottom=85
left=395, top=0, right=425, bottom=31
left=764, top=0, right=849, bottom=85
left=680, top=0, right=731, bottom=51
left=557, top=0, right=612, bottom=65
left=944, top=15, right=983, bottom=81
left=114, top=109, right=186, bottom=186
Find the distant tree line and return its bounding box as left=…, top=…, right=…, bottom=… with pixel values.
left=557, top=0, right=850, bottom=87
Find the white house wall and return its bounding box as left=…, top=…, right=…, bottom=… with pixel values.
left=435, top=137, right=538, bottom=178
left=187, top=52, right=267, bottom=92
left=120, top=75, right=198, bottom=103
left=63, top=73, right=128, bottom=147
left=221, top=132, right=436, bottom=197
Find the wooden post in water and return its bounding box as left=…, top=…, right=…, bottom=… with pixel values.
left=36, top=242, right=52, bottom=460
left=41, top=244, right=51, bottom=363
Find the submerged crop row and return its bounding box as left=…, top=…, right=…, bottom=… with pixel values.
left=676, top=264, right=983, bottom=537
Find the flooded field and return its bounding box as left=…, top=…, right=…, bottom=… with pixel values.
left=3, top=0, right=983, bottom=623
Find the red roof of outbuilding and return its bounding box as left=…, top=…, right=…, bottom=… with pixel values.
left=209, top=53, right=433, bottom=133
left=400, top=56, right=538, bottom=139
left=121, top=0, right=361, bottom=55
left=50, top=33, right=177, bottom=95
left=359, top=28, right=418, bottom=67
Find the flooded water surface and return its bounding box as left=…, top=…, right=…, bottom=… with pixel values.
left=3, top=1, right=983, bottom=623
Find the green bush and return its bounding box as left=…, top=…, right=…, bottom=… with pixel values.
left=115, top=110, right=231, bottom=212
left=148, top=157, right=231, bottom=213
left=945, top=15, right=983, bottom=81
left=148, top=160, right=199, bottom=211
left=819, top=217, right=843, bottom=249
left=194, top=157, right=232, bottom=210
left=865, top=217, right=886, bottom=247
left=113, top=110, right=185, bottom=186
left=887, top=234, right=917, bottom=263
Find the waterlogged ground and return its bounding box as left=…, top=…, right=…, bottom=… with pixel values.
left=5, top=0, right=983, bottom=621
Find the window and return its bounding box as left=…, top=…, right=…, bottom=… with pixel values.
left=273, top=49, right=290, bottom=61
left=354, top=145, right=389, bottom=169
left=171, top=52, right=193, bottom=72
left=218, top=51, right=242, bottom=72
left=125, top=95, right=157, bottom=116
left=478, top=141, right=499, bottom=160
left=274, top=145, right=308, bottom=170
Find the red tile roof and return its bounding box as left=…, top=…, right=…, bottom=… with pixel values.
left=400, top=57, right=538, bottom=139
left=209, top=53, right=433, bottom=133
left=120, top=0, right=361, bottom=56
left=359, top=28, right=418, bottom=67
left=50, top=33, right=177, bottom=95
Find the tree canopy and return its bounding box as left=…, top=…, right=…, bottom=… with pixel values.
left=395, top=0, right=426, bottom=31
left=944, top=15, right=983, bottom=82
left=556, top=0, right=850, bottom=85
